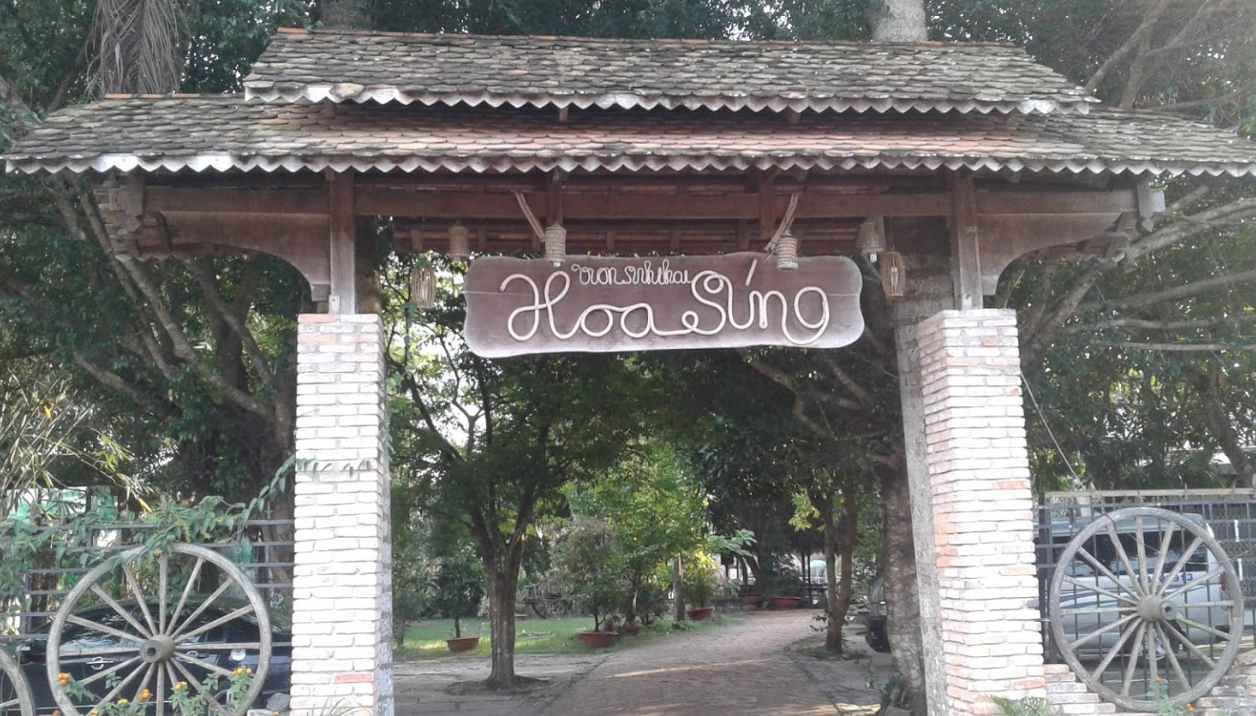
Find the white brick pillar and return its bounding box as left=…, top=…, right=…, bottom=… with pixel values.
left=290, top=314, right=394, bottom=716
left=917, top=309, right=1045, bottom=715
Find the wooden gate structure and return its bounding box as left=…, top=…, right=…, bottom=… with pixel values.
left=8, top=29, right=1256, bottom=716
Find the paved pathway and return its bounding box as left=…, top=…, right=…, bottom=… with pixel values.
left=395, top=610, right=891, bottom=716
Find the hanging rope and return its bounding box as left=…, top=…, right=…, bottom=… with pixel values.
left=513, top=191, right=546, bottom=242
left=762, top=193, right=801, bottom=255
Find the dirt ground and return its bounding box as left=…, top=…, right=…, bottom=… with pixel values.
left=393, top=609, right=893, bottom=716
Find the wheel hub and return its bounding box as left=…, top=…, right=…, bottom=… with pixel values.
left=1137, top=594, right=1177, bottom=622
left=139, top=635, right=175, bottom=664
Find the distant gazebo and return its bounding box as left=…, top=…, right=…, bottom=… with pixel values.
left=8, top=29, right=1256, bottom=716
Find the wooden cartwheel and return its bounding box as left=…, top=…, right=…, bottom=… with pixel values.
left=46, top=543, right=272, bottom=716
left=1048, top=507, right=1245, bottom=712
left=0, top=648, right=35, bottom=716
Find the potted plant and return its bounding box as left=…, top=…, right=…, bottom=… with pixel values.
left=430, top=550, right=486, bottom=653
left=767, top=569, right=804, bottom=610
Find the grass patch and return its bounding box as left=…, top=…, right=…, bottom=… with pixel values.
left=394, top=612, right=744, bottom=660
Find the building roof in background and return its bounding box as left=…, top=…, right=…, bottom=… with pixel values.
left=8, top=96, right=1254, bottom=177
left=241, top=29, right=1097, bottom=116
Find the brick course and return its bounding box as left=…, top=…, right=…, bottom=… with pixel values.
left=290, top=314, right=394, bottom=716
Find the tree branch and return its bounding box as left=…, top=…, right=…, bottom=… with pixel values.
left=1081, top=266, right=1256, bottom=313
left=1125, top=197, right=1256, bottom=263
left=181, top=257, right=274, bottom=386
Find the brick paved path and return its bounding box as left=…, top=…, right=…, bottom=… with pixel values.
left=394, top=609, right=887, bottom=716
left=542, top=610, right=879, bottom=716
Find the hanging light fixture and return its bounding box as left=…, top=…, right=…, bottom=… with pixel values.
left=775, top=231, right=798, bottom=270
left=447, top=221, right=470, bottom=262
left=881, top=250, right=906, bottom=299
left=856, top=216, right=886, bottom=263
left=410, top=259, right=436, bottom=309
left=544, top=223, right=567, bottom=267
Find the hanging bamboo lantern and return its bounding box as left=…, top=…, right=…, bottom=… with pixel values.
left=775, top=231, right=798, bottom=270
left=447, top=222, right=470, bottom=262
left=411, top=260, right=436, bottom=309
left=881, top=250, right=906, bottom=299
left=856, top=217, right=886, bottom=262
left=544, top=223, right=567, bottom=266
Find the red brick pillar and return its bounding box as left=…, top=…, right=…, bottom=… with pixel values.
left=917, top=309, right=1045, bottom=715
left=289, top=314, right=394, bottom=716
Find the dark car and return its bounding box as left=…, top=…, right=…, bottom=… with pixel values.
left=6, top=599, right=289, bottom=716
left=864, top=577, right=890, bottom=653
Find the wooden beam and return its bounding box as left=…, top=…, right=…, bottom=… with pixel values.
left=976, top=189, right=1137, bottom=215
left=327, top=171, right=357, bottom=314
left=146, top=186, right=328, bottom=215
left=949, top=174, right=982, bottom=311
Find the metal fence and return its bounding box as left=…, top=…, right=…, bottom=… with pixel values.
left=2, top=518, right=294, bottom=643
left=1036, top=489, right=1256, bottom=699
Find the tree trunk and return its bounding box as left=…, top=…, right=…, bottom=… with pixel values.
left=879, top=461, right=928, bottom=716
left=814, top=494, right=842, bottom=653
left=828, top=493, right=858, bottom=653
left=672, top=556, right=685, bottom=622
left=484, top=555, right=521, bottom=688
left=868, top=0, right=927, bottom=41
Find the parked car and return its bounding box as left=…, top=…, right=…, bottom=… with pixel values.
left=864, top=577, right=890, bottom=653
left=6, top=598, right=289, bottom=716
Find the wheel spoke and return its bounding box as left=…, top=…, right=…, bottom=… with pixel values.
left=1163, top=566, right=1225, bottom=602
left=1090, top=620, right=1142, bottom=679
left=58, top=646, right=146, bottom=658
left=132, top=661, right=155, bottom=708
left=1135, top=517, right=1150, bottom=595
left=1119, top=621, right=1147, bottom=697
left=1106, top=522, right=1145, bottom=597
left=171, top=580, right=232, bottom=640
left=75, top=655, right=142, bottom=688
left=155, top=660, right=166, bottom=716
left=1069, top=612, right=1139, bottom=650
left=178, top=605, right=254, bottom=643
left=65, top=614, right=146, bottom=646
left=175, top=642, right=263, bottom=651
left=159, top=552, right=169, bottom=635
left=89, top=583, right=153, bottom=639
left=1157, top=535, right=1204, bottom=595
left=167, top=557, right=205, bottom=637
left=122, top=561, right=160, bottom=637
left=175, top=652, right=234, bottom=679
left=1163, top=620, right=1217, bottom=667
left=1176, top=616, right=1232, bottom=643
left=1145, top=625, right=1159, bottom=686
left=1156, top=622, right=1192, bottom=691
left=91, top=657, right=147, bottom=713
left=1149, top=522, right=1177, bottom=588
left=1075, top=547, right=1143, bottom=599
left=172, top=658, right=229, bottom=716
left=1063, top=574, right=1139, bottom=606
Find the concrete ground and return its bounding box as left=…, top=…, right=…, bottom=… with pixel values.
left=393, top=610, right=893, bottom=716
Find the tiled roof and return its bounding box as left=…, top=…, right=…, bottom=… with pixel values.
left=241, top=29, right=1097, bottom=116
left=7, top=96, right=1256, bottom=177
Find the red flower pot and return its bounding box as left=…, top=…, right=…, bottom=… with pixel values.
left=687, top=606, right=716, bottom=621
left=579, top=631, right=618, bottom=649
left=770, top=596, right=802, bottom=610
left=445, top=636, right=480, bottom=653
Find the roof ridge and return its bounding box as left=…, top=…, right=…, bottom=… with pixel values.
left=272, top=27, right=1021, bottom=49
left=102, top=93, right=230, bottom=100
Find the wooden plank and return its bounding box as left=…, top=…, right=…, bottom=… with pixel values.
left=949, top=173, right=983, bottom=310
left=146, top=186, right=328, bottom=215
left=976, top=189, right=1137, bottom=215
left=327, top=171, right=357, bottom=315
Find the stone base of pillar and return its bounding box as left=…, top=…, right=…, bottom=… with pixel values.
left=916, top=309, right=1045, bottom=714
left=289, top=314, right=394, bottom=716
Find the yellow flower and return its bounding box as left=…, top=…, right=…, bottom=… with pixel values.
left=117, top=699, right=128, bottom=706
left=56, top=673, right=69, bottom=686
left=233, top=667, right=243, bottom=676
left=139, top=689, right=151, bottom=701
left=1186, top=706, right=1194, bottom=713
left=173, top=681, right=187, bottom=692
left=245, top=667, right=253, bottom=676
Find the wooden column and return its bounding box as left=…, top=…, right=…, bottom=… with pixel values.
left=949, top=173, right=983, bottom=311
left=327, top=171, right=357, bottom=315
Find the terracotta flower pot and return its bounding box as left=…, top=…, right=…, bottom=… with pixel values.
left=579, top=631, right=618, bottom=649
left=739, top=594, right=761, bottom=608
left=445, top=636, right=481, bottom=653
left=770, top=596, right=802, bottom=610
left=687, top=606, right=716, bottom=621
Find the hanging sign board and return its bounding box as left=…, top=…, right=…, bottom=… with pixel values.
left=463, top=252, right=864, bottom=358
